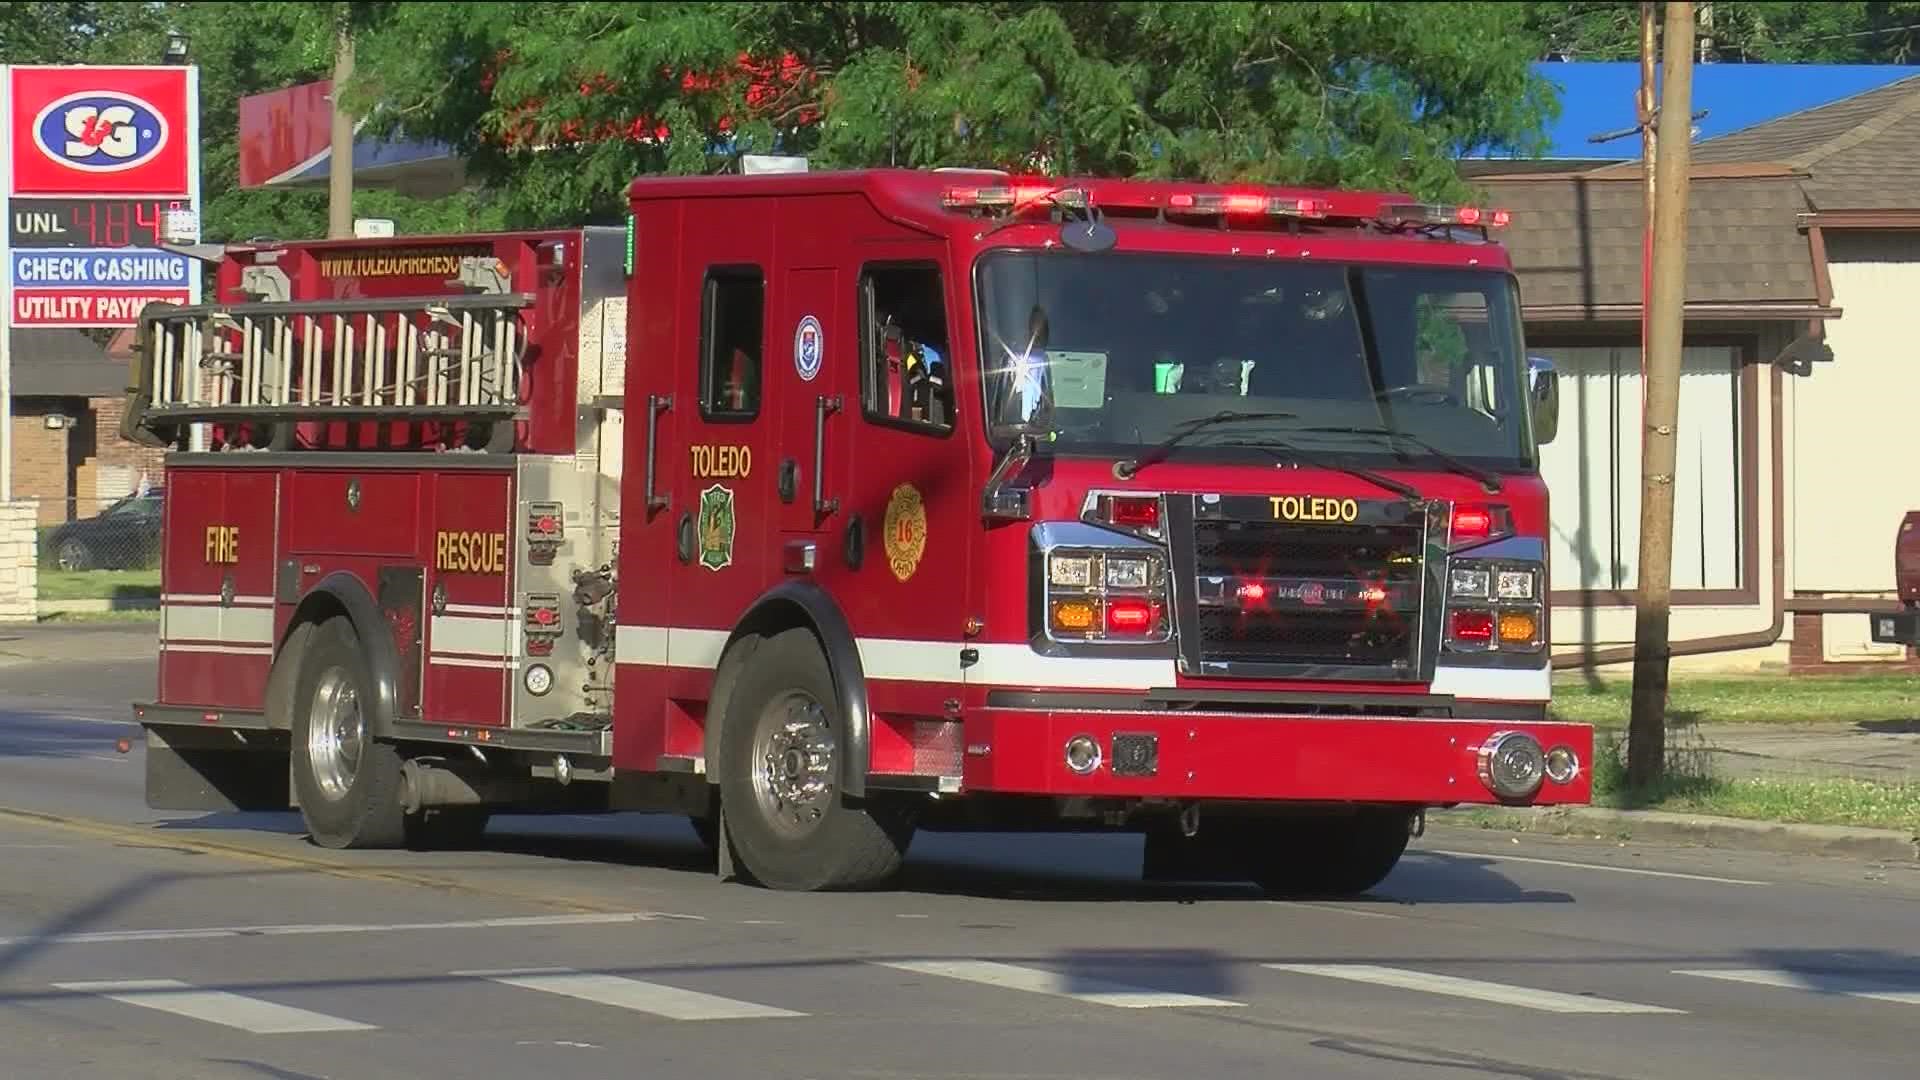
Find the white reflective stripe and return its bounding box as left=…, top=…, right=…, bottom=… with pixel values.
left=160, top=604, right=275, bottom=645
left=1429, top=664, right=1550, bottom=702
left=160, top=643, right=274, bottom=657
left=857, top=638, right=966, bottom=682
left=430, top=656, right=517, bottom=670
left=160, top=593, right=274, bottom=607
left=616, top=625, right=669, bottom=665
left=54, top=979, right=375, bottom=1033
left=612, top=625, right=725, bottom=669
left=1265, top=965, right=1683, bottom=1014
left=609, top=626, right=1547, bottom=699
left=444, top=603, right=517, bottom=617
left=877, top=960, right=1242, bottom=1009
left=429, top=615, right=519, bottom=658
left=963, top=643, right=1173, bottom=690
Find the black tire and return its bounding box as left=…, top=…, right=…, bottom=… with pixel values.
left=55, top=538, right=92, bottom=572
left=289, top=617, right=408, bottom=850
left=405, top=807, right=492, bottom=850
left=717, top=628, right=913, bottom=891
left=1247, top=808, right=1415, bottom=898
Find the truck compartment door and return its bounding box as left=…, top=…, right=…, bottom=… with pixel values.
left=159, top=470, right=281, bottom=709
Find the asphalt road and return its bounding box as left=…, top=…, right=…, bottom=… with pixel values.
left=3, top=624, right=1919, bottom=1080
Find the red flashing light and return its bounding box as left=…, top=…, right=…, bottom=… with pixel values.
left=531, top=606, right=559, bottom=627
left=1168, top=192, right=1330, bottom=219
left=1223, top=193, right=1267, bottom=215
left=1106, top=599, right=1156, bottom=634
left=1450, top=609, right=1494, bottom=642
left=535, top=515, right=558, bottom=535
left=1109, top=496, right=1160, bottom=529
left=1452, top=506, right=1494, bottom=542
left=1237, top=582, right=1268, bottom=603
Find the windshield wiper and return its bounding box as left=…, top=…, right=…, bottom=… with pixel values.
left=1216, top=439, right=1423, bottom=502
left=1112, top=410, right=1299, bottom=479
left=1288, top=424, right=1504, bottom=494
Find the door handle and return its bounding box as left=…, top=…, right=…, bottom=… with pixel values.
left=644, top=393, right=672, bottom=512
left=813, top=394, right=842, bottom=516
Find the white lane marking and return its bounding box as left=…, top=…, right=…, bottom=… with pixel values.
left=1265, top=965, right=1683, bottom=1015
left=53, top=979, right=374, bottom=1034
left=0, top=911, right=689, bottom=948
left=1674, top=968, right=1920, bottom=1005
left=1419, top=850, right=1766, bottom=886
left=876, top=959, right=1243, bottom=1009
left=457, top=969, right=803, bottom=1021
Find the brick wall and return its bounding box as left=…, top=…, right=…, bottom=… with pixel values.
left=8, top=400, right=75, bottom=527
left=0, top=500, right=39, bottom=622
left=88, top=395, right=165, bottom=494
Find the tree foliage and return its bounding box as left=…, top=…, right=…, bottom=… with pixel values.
left=350, top=2, right=1560, bottom=225
left=1527, top=1, right=1920, bottom=64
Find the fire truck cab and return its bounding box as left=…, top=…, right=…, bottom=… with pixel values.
left=126, top=164, right=1590, bottom=895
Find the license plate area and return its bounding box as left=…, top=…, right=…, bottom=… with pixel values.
left=1111, top=732, right=1159, bottom=777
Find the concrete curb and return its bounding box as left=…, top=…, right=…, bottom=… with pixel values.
left=1430, top=805, right=1919, bottom=863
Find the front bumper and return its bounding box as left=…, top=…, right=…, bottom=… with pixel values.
left=961, top=708, right=1592, bottom=806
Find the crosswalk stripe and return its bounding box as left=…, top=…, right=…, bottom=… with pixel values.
left=874, top=959, right=1243, bottom=1009
left=1264, top=965, right=1684, bottom=1014
left=1673, top=968, right=1920, bottom=1004
left=53, top=979, right=375, bottom=1034
left=454, top=968, right=804, bottom=1020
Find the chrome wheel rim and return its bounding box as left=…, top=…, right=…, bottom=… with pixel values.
left=306, top=667, right=364, bottom=801
left=750, top=692, right=836, bottom=838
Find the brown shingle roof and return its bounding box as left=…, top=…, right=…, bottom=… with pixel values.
left=8, top=329, right=127, bottom=397
left=1688, top=73, right=1920, bottom=211
left=1472, top=174, right=1821, bottom=316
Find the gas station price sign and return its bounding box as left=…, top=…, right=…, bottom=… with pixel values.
left=9, top=197, right=195, bottom=249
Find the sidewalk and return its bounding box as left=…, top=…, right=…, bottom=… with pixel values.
left=1686, top=721, right=1920, bottom=783
left=0, top=621, right=159, bottom=668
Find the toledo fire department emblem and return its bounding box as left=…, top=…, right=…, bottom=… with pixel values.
left=697, top=484, right=736, bottom=571
left=883, top=483, right=927, bottom=582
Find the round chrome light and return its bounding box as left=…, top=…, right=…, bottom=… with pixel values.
left=524, top=663, right=554, bottom=696
left=1477, top=730, right=1546, bottom=800
left=1064, top=734, right=1102, bottom=775
left=1545, top=745, right=1580, bottom=784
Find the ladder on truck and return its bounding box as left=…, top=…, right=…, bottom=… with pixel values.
left=121, top=290, right=534, bottom=451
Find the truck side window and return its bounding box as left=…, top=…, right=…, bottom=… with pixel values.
left=700, top=266, right=763, bottom=420
left=860, top=264, right=953, bottom=434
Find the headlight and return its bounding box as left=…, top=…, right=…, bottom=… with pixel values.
left=1042, top=546, right=1170, bottom=643
left=1450, top=567, right=1490, bottom=599
left=1050, top=554, right=1093, bottom=587
left=1106, top=557, right=1151, bottom=589
left=1496, top=569, right=1536, bottom=600
left=1478, top=730, right=1546, bottom=800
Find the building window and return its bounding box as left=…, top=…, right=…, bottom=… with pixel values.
left=700, top=267, right=763, bottom=419
left=1534, top=341, right=1745, bottom=594
left=859, top=264, right=954, bottom=433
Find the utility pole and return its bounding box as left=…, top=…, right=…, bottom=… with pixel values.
left=328, top=4, right=356, bottom=239
left=1627, top=0, right=1696, bottom=788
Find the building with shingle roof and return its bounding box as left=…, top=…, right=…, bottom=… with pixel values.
left=1472, top=70, right=1920, bottom=675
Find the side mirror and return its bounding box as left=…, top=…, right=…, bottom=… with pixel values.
left=987, top=346, right=1054, bottom=438
left=1527, top=356, right=1560, bottom=446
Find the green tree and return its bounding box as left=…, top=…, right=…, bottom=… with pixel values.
left=352, top=1, right=1560, bottom=225
left=1527, top=2, right=1920, bottom=64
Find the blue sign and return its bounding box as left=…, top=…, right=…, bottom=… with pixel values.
left=31, top=91, right=170, bottom=175
left=11, top=247, right=192, bottom=289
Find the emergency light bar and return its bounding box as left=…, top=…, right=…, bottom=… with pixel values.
left=1379, top=203, right=1512, bottom=228
left=942, top=185, right=1089, bottom=210
left=1167, top=193, right=1331, bottom=219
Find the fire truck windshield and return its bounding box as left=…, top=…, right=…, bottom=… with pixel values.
left=976, top=251, right=1538, bottom=473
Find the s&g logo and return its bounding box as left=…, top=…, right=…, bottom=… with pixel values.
left=32, top=91, right=169, bottom=173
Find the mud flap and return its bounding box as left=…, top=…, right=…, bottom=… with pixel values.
left=144, top=725, right=291, bottom=812
left=715, top=804, right=739, bottom=882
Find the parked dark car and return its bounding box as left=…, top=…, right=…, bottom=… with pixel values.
left=41, top=488, right=165, bottom=571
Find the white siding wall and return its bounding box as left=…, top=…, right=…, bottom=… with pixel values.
left=1792, top=231, right=1920, bottom=660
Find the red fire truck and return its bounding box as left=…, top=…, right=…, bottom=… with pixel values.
left=124, top=164, right=1590, bottom=895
